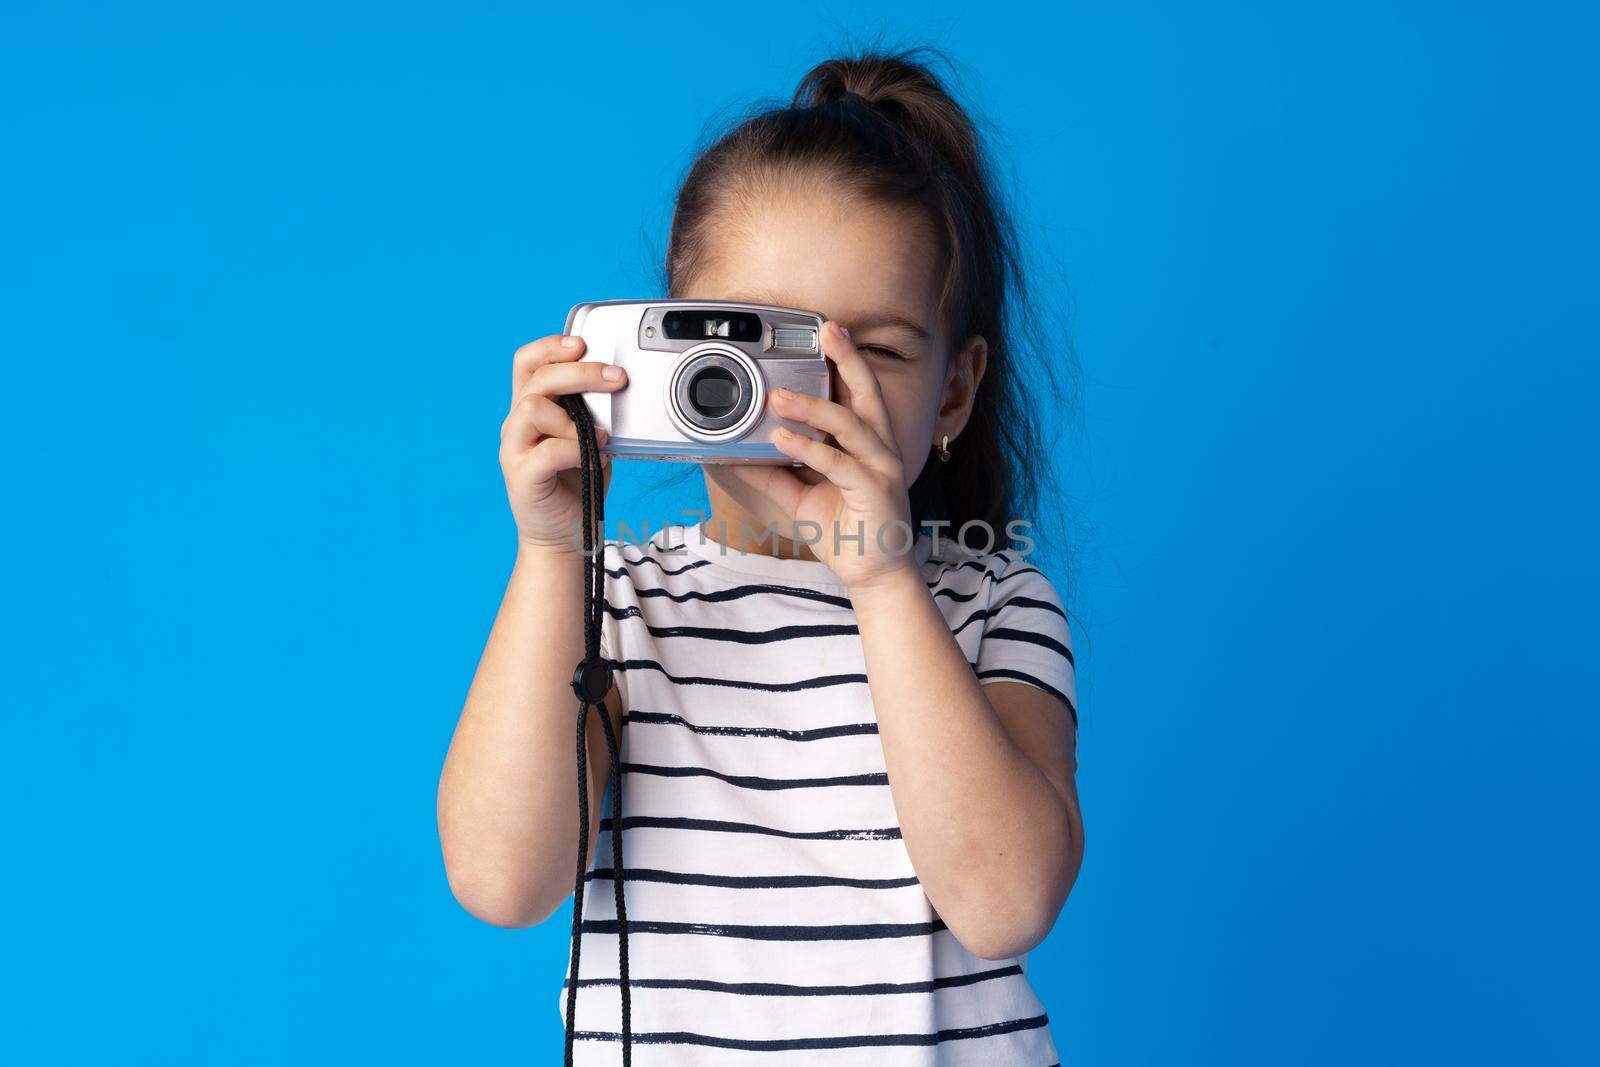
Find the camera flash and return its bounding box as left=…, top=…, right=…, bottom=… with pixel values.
left=773, top=327, right=816, bottom=351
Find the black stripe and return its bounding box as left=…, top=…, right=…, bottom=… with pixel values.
left=994, top=564, right=1046, bottom=585
left=924, top=558, right=1043, bottom=590
left=605, top=557, right=713, bottom=578
left=623, top=762, right=887, bottom=790
left=612, top=540, right=688, bottom=560
left=610, top=658, right=867, bottom=693
left=625, top=536, right=1022, bottom=589
left=625, top=621, right=860, bottom=644
left=950, top=604, right=1003, bottom=638
left=564, top=963, right=1023, bottom=996
left=599, top=813, right=900, bottom=841
left=584, top=866, right=918, bottom=889
left=634, top=582, right=854, bottom=609
left=984, top=627, right=1076, bottom=666
left=947, top=598, right=1062, bottom=639
left=927, top=561, right=993, bottom=583
left=613, top=614, right=1063, bottom=652
left=624, top=710, right=879, bottom=741
left=992, top=594, right=1069, bottom=620
left=619, top=536, right=1045, bottom=589
left=607, top=592, right=1059, bottom=642
left=579, top=917, right=947, bottom=941
left=923, top=551, right=1014, bottom=582
left=923, top=557, right=991, bottom=582
left=572, top=1011, right=1049, bottom=1050
left=976, top=670, right=1079, bottom=725
left=950, top=594, right=1068, bottom=638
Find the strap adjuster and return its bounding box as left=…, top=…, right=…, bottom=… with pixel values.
left=570, top=656, right=613, bottom=705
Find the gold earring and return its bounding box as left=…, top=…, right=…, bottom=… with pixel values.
left=938, top=434, right=951, bottom=462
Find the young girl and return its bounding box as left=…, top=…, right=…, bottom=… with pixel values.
left=438, top=49, right=1083, bottom=1065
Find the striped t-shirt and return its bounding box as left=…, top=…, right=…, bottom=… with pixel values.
left=558, top=522, right=1078, bottom=1065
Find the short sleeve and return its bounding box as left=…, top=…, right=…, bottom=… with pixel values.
left=974, top=554, right=1078, bottom=726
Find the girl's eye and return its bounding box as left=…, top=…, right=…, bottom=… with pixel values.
left=859, top=344, right=907, bottom=361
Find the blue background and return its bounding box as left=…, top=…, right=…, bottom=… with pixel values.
left=4, top=2, right=1595, bottom=1064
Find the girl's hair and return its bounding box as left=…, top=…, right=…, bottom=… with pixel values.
left=662, top=46, right=1074, bottom=554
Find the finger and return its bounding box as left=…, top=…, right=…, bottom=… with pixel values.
left=501, top=391, right=608, bottom=448
left=820, top=320, right=895, bottom=448
left=768, top=387, right=901, bottom=480
left=769, top=426, right=875, bottom=492
left=523, top=359, right=627, bottom=401
left=512, top=334, right=586, bottom=406
left=515, top=435, right=588, bottom=480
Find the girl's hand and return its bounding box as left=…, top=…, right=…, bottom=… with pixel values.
left=500, top=333, right=627, bottom=552
left=727, top=320, right=917, bottom=590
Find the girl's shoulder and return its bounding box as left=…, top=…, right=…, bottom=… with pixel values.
left=918, top=532, right=1063, bottom=602
left=921, top=533, right=1078, bottom=723
left=601, top=522, right=700, bottom=579
left=598, top=521, right=723, bottom=588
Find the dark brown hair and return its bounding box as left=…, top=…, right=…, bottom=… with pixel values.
left=663, top=46, right=1074, bottom=554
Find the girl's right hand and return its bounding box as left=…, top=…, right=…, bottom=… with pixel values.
left=499, top=333, right=628, bottom=552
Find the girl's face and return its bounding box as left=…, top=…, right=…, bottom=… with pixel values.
left=681, top=182, right=988, bottom=538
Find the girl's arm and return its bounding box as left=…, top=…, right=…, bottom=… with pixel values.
left=741, top=320, right=1082, bottom=959
left=437, top=545, right=624, bottom=928
left=436, top=333, right=627, bottom=928
left=848, top=568, right=1082, bottom=960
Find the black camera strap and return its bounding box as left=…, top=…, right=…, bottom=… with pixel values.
left=559, top=393, right=632, bottom=1066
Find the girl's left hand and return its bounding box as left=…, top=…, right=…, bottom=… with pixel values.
left=726, top=320, right=918, bottom=590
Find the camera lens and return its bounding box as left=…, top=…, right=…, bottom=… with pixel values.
left=690, top=367, right=740, bottom=417
left=673, top=351, right=757, bottom=434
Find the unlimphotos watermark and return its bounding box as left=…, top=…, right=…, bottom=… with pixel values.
left=568, top=514, right=1036, bottom=559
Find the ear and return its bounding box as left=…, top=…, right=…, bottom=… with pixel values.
left=935, top=334, right=989, bottom=444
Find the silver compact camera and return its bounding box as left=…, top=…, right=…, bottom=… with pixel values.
left=565, top=299, right=831, bottom=463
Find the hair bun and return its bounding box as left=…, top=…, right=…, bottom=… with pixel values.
left=793, top=50, right=985, bottom=200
